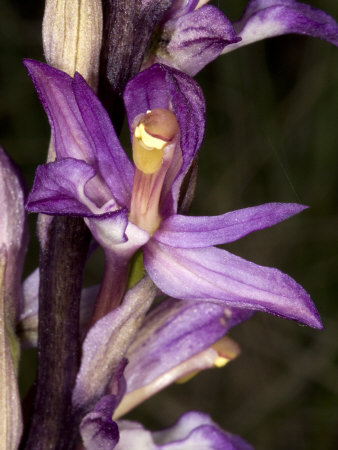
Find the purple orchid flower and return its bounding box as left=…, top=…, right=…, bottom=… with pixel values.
left=143, top=0, right=338, bottom=75
left=24, top=59, right=321, bottom=329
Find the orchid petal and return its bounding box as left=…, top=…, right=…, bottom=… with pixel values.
left=86, top=220, right=150, bottom=261
left=80, top=395, right=119, bottom=450
left=222, top=0, right=338, bottom=55
left=26, top=159, right=107, bottom=217
left=124, top=298, right=251, bottom=393
left=73, top=73, right=133, bottom=207
left=143, top=240, right=322, bottom=328
left=155, top=203, right=307, bottom=248
left=116, top=412, right=253, bottom=449
left=72, top=276, right=158, bottom=412
left=114, top=298, right=251, bottom=418
left=23, top=60, right=95, bottom=162
left=162, top=5, right=241, bottom=76
left=115, top=335, right=241, bottom=419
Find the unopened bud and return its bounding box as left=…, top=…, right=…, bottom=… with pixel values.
left=43, top=0, right=102, bottom=90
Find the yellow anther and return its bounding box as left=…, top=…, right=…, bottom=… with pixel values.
left=132, top=136, right=164, bottom=175
left=132, top=108, right=179, bottom=175
left=135, top=123, right=167, bottom=150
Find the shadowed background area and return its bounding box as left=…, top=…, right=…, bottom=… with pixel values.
left=0, top=1, right=337, bottom=449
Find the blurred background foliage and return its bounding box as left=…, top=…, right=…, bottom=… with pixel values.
left=0, top=1, right=337, bottom=449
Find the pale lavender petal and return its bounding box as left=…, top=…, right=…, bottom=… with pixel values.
left=222, top=0, right=338, bottom=54
left=143, top=240, right=323, bottom=328
left=26, top=159, right=99, bottom=216
left=18, top=269, right=39, bottom=348
left=124, top=298, right=251, bottom=392
left=72, top=277, right=158, bottom=412
left=124, top=64, right=205, bottom=214
left=73, top=73, right=133, bottom=207
left=155, top=203, right=307, bottom=248
left=23, top=60, right=95, bottom=162
left=86, top=220, right=149, bottom=258
left=116, top=412, right=253, bottom=449
left=80, top=395, right=119, bottom=450
left=162, top=5, right=240, bottom=76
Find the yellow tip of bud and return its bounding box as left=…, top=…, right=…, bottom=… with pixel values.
left=213, top=356, right=230, bottom=368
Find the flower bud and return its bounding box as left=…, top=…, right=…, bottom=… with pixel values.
left=43, top=0, right=102, bottom=90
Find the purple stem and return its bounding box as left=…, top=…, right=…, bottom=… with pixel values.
left=23, top=217, right=90, bottom=450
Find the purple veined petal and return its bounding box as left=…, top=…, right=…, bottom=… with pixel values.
left=222, top=0, right=338, bottom=55
left=114, top=299, right=250, bottom=418
left=116, top=412, right=253, bottom=450
left=73, top=73, right=134, bottom=207
left=124, top=298, right=251, bottom=393
left=23, top=60, right=96, bottom=163
left=124, top=64, right=205, bottom=214
left=80, top=395, right=120, bottom=450
left=155, top=203, right=307, bottom=248
left=143, top=240, right=323, bottom=328
left=161, top=66, right=205, bottom=214
left=115, top=334, right=241, bottom=419
left=26, top=158, right=118, bottom=217
left=162, top=5, right=241, bottom=76
left=123, top=65, right=171, bottom=125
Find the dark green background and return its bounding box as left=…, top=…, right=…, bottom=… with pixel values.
left=1, top=1, right=337, bottom=449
